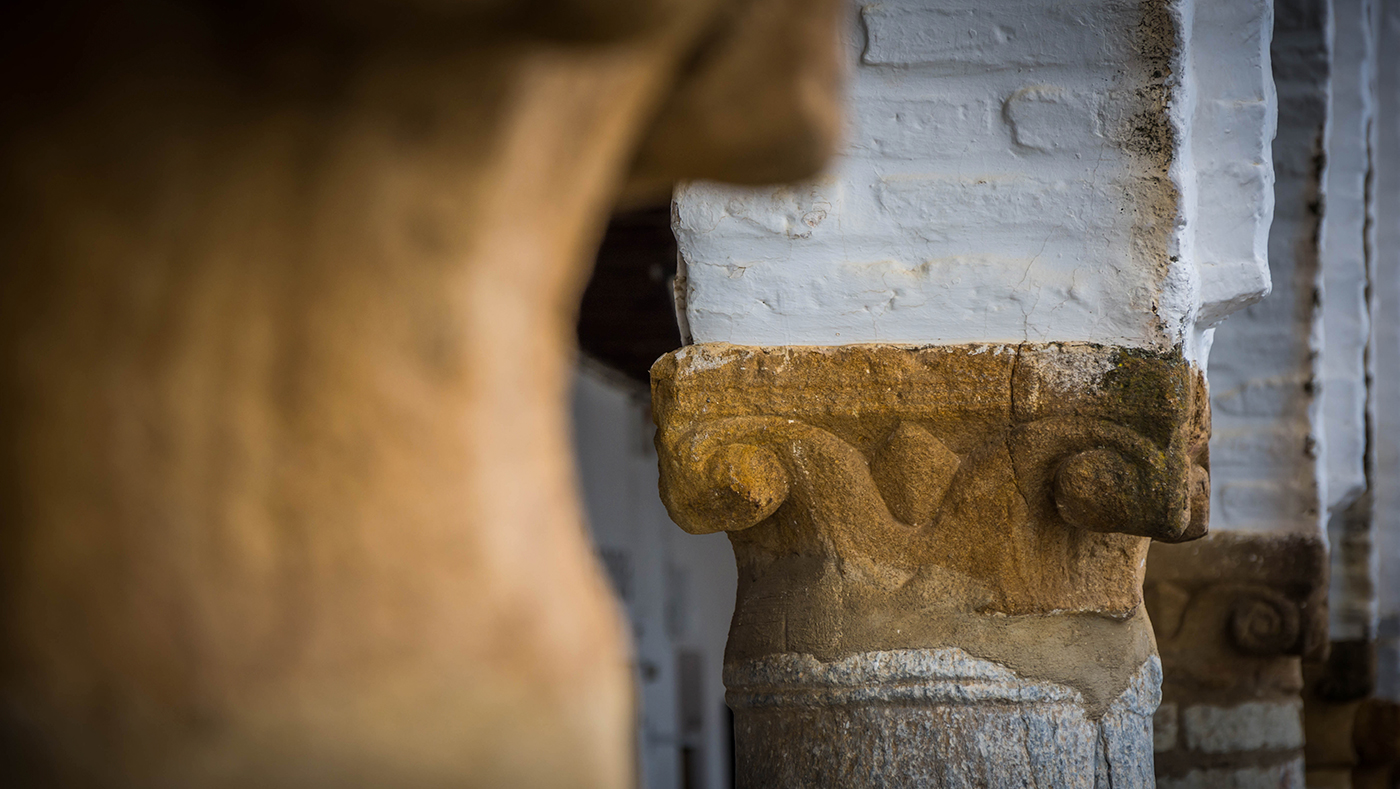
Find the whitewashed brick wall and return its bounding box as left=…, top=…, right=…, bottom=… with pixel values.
left=1205, top=0, right=1329, bottom=537
left=1372, top=0, right=1400, bottom=701
left=1322, top=0, right=1379, bottom=643
left=674, top=0, right=1273, bottom=362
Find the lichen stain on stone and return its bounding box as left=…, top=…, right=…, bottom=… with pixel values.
left=1122, top=0, right=1179, bottom=171
left=1111, top=0, right=1185, bottom=296
left=672, top=343, right=736, bottom=374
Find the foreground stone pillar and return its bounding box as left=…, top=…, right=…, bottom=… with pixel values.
left=652, top=343, right=1206, bottom=786
left=0, top=1, right=844, bottom=785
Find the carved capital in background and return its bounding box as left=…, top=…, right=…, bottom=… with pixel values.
left=1147, top=534, right=1329, bottom=675
left=652, top=342, right=1210, bottom=662
left=1145, top=533, right=1328, bottom=785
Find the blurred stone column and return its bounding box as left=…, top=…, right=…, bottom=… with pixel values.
left=0, top=0, right=848, bottom=784
left=1301, top=1, right=1400, bottom=787
left=1146, top=535, right=1327, bottom=786
left=1361, top=0, right=1400, bottom=786
left=652, top=0, right=1275, bottom=785
left=1146, top=0, right=1330, bottom=787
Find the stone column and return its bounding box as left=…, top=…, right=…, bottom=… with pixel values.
left=1362, top=1, right=1400, bottom=786
left=1320, top=0, right=1380, bottom=670
left=1146, top=535, right=1326, bottom=786
left=1377, top=0, right=1400, bottom=704
left=1146, top=0, right=1330, bottom=786
left=1302, top=1, right=1400, bottom=787
left=652, top=0, right=1274, bottom=785
left=653, top=344, right=1204, bottom=786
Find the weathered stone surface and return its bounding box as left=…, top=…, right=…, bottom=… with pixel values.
left=652, top=341, right=1210, bottom=625
left=1146, top=532, right=1327, bottom=787
left=727, top=649, right=1160, bottom=789
left=652, top=341, right=1211, bottom=786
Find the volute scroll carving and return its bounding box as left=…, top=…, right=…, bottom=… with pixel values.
left=1230, top=588, right=1303, bottom=656
left=1145, top=534, right=1328, bottom=664
left=664, top=414, right=1190, bottom=542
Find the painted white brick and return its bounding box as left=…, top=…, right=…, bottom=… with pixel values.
left=871, top=173, right=1132, bottom=235
left=851, top=98, right=996, bottom=161
left=675, top=0, right=1274, bottom=366
left=1211, top=379, right=1300, bottom=417
left=1157, top=759, right=1305, bottom=789
left=1204, top=0, right=1326, bottom=537
left=1216, top=482, right=1316, bottom=532
left=861, top=1, right=1135, bottom=70
left=1188, top=0, right=1277, bottom=327
left=1003, top=86, right=1101, bottom=151
left=1154, top=702, right=1179, bottom=752
left=1180, top=700, right=1304, bottom=753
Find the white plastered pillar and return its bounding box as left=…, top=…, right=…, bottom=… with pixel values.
left=1373, top=0, right=1400, bottom=704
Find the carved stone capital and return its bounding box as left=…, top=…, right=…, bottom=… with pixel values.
left=652, top=341, right=1211, bottom=787
left=1145, top=533, right=1328, bottom=785
left=1147, top=533, right=1329, bottom=679
left=652, top=342, right=1209, bottom=629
